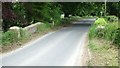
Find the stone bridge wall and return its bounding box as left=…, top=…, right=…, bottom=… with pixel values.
left=9, top=22, right=44, bottom=37
left=23, top=22, right=43, bottom=35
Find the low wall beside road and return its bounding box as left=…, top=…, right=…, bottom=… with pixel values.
left=23, top=22, right=43, bottom=35
left=9, top=22, right=44, bottom=37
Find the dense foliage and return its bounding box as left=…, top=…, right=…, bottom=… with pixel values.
left=94, top=18, right=107, bottom=26
left=2, top=2, right=119, bottom=31
left=107, top=2, right=119, bottom=18
left=104, top=15, right=118, bottom=22
left=89, top=17, right=119, bottom=46
left=2, top=2, right=62, bottom=31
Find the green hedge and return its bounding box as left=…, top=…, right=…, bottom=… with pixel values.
left=89, top=17, right=119, bottom=46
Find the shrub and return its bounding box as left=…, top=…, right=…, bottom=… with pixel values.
left=37, top=23, right=51, bottom=33
left=113, top=28, right=120, bottom=46
left=89, top=17, right=119, bottom=46
left=104, top=22, right=118, bottom=41
left=89, top=18, right=107, bottom=38
left=89, top=25, right=97, bottom=39
left=96, top=27, right=105, bottom=38
left=2, top=30, right=18, bottom=46
left=94, top=18, right=107, bottom=26
left=104, top=15, right=118, bottom=22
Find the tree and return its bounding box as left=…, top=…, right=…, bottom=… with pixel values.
left=107, top=2, right=119, bottom=18
left=2, top=2, right=119, bottom=31
left=2, top=2, right=62, bottom=31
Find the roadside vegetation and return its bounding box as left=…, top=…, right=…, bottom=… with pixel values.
left=88, top=15, right=119, bottom=66
left=1, top=16, right=80, bottom=53
left=1, top=2, right=119, bottom=65
left=88, top=38, right=118, bottom=66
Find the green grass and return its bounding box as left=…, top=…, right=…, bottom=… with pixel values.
left=88, top=17, right=119, bottom=66
left=88, top=38, right=118, bottom=66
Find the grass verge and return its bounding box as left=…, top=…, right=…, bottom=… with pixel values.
left=88, top=38, right=119, bottom=66
left=0, top=25, right=61, bottom=53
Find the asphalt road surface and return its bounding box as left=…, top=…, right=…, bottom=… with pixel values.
left=1, top=18, right=96, bottom=66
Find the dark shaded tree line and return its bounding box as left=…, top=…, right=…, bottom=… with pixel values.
left=2, top=2, right=119, bottom=31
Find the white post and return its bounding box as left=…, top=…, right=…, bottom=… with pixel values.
left=51, top=18, right=54, bottom=26
left=53, top=21, right=54, bottom=26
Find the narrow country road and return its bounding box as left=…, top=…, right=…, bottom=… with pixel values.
left=1, top=18, right=96, bottom=66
